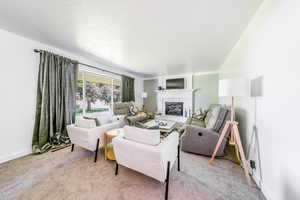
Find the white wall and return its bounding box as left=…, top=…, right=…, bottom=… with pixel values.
left=192, top=73, right=219, bottom=111
left=219, top=0, right=300, bottom=199
left=0, top=28, right=143, bottom=163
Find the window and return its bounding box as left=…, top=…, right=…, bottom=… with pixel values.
left=76, top=71, right=84, bottom=115
left=76, top=71, right=121, bottom=116
left=113, top=78, right=121, bottom=103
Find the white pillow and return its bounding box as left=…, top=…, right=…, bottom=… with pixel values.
left=123, top=126, right=161, bottom=146
left=75, top=117, right=96, bottom=129
left=206, top=106, right=221, bottom=129
left=97, top=114, right=113, bottom=125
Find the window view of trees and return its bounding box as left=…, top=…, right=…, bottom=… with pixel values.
left=76, top=72, right=84, bottom=115
left=76, top=71, right=121, bottom=115
left=113, top=79, right=121, bottom=102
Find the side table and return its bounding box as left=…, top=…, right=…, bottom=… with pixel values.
left=104, top=128, right=123, bottom=160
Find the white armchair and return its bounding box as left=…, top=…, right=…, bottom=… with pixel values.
left=112, top=126, right=180, bottom=200
left=67, top=115, right=123, bottom=162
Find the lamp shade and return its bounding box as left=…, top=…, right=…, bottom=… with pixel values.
left=141, top=92, right=148, bottom=98
left=219, top=78, right=249, bottom=97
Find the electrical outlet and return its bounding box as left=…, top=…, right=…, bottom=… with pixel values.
left=250, top=160, right=256, bottom=169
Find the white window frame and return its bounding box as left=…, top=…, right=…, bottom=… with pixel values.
left=77, top=69, right=122, bottom=116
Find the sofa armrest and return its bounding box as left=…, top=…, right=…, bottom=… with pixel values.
left=159, top=131, right=179, bottom=176
left=181, top=125, right=227, bottom=156
left=184, top=125, right=219, bottom=138
left=126, top=113, right=148, bottom=125
left=67, top=121, right=121, bottom=151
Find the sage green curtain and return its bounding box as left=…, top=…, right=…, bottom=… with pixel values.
left=32, top=51, right=78, bottom=153
left=121, top=75, right=135, bottom=102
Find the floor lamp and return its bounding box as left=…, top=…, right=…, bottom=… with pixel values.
left=209, top=78, right=252, bottom=186
left=141, top=92, right=148, bottom=112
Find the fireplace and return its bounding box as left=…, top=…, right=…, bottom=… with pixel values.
left=165, top=102, right=183, bottom=116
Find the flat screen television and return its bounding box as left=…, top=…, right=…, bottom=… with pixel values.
left=166, top=78, right=185, bottom=89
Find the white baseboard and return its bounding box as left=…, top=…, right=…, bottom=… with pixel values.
left=0, top=149, right=32, bottom=164
left=251, top=171, right=272, bottom=200
left=261, top=183, right=272, bottom=200
left=252, top=172, right=261, bottom=187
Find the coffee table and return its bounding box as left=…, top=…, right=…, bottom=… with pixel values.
left=143, top=119, right=176, bottom=133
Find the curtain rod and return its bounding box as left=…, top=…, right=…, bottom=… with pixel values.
left=34, top=49, right=124, bottom=77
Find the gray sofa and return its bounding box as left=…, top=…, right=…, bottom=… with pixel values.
left=113, top=102, right=132, bottom=115
left=181, top=104, right=230, bottom=157
left=113, top=102, right=148, bottom=125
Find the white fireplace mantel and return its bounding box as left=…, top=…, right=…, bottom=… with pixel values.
left=155, top=89, right=194, bottom=93
left=156, top=89, right=195, bottom=117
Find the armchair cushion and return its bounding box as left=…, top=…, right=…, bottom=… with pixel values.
left=83, top=116, right=101, bottom=126
left=96, top=113, right=113, bottom=125
left=75, top=117, right=96, bottom=129
left=124, top=126, right=160, bottom=146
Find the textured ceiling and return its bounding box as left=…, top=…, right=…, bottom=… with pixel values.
left=0, top=0, right=262, bottom=77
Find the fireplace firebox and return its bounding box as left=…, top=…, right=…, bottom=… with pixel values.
left=165, top=102, right=183, bottom=116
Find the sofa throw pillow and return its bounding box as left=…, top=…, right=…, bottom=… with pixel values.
left=83, top=116, right=101, bottom=126
left=212, top=108, right=228, bottom=132
left=205, top=106, right=221, bottom=129
left=129, top=104, right=140, bottom=115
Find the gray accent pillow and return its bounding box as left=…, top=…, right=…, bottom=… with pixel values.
left=83, top=116, right=101, bottom=126
left=213, top=108, right=228, bottom=132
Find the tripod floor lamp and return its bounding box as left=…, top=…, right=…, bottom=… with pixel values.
left=209, top=78, right=252, bottom=186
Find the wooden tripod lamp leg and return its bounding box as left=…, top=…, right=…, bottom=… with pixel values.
left=234, top=142, right=241, bottom=163
left=209, top=121, right=230, bottom=164
left=233, top=124, right=252, bottom=186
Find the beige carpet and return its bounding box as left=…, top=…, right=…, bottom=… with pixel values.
left=0, top=147, right=265, bottom=200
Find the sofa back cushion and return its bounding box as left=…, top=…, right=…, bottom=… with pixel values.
left=205, top=106, right=221, bottom=129
left=212, top=107, right=228, bottom=132
left=113, top=102, right=132, bottom=115
left=217, top=110, right=231, bottom=134
left=123, top=126, right=161, bottom=146
left=204, top=104, right=220, bottom=125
